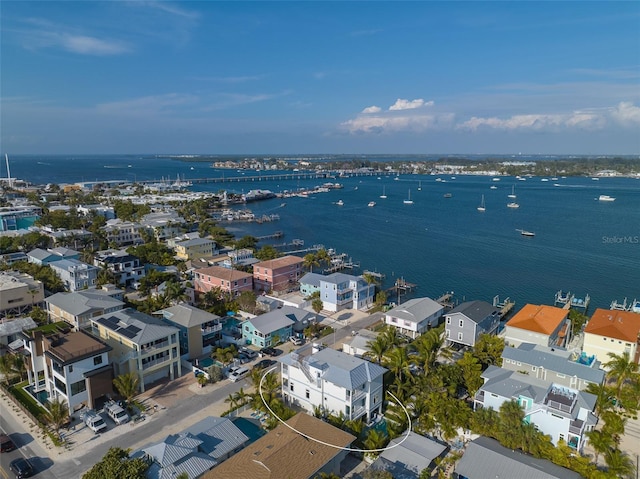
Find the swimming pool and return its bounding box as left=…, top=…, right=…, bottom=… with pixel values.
left=232, top=417, right=266, bottom=443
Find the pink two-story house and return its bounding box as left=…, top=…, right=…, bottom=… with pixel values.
left=252, top=255, right=304, bottom=293
left=194, top=265, right=253, bottom=297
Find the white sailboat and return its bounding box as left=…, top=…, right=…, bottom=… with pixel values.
left=403, top=189, right=413, bottom=204
left=380, top=186, right=387, bottom=199
left=477, top=194, right=486, bottom=212
left=508, top=185, right=517, bottom=199
left=417, top=180, right=422, bottom=191
left=507, top=202, right=520, bottom=208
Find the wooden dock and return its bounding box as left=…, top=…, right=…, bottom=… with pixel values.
left=493, top=295, right=516, bottom=318
left=256, top=231, right=284, bottom=241
left=437, top=292, right=456, bottom=309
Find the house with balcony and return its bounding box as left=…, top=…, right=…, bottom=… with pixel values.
left=174, top=237, right=216, bottom=261
left=154, top=304, right=223, bottom=360
left=102, top=219, right=145, bottom=247
left=45, top=287, right=125, bottom=331
left=240, top=306, right=316, bottom=348
left=0, top=317, right=37, bottom=354
left=0, top=271, right=44, bottom=318
left=299, top=272, right=375, bottom=312
left=444, top=300, right=501, bottom=348
left=27, top=247, right=80, bottom=266
left=253, top=255, right=304, bottom=293
left=205, top=413, right=354, bottom=479
left=583, top=308, right=640, bottom=366
left=93, top=249, right=145, bottom=287
left=502, top=343, right=604, bottom=390
left=194, top=265, right=253, bottom=297
left=474, top=366, right=597, bottom=451
left=279, top=343, right=387, bottom=423
left=0, top=205, right=41, bottom=231
left=503, top=304, right=571, bottom=349
left=384, top=297, right=444, bottom=339
left=140, top=211, right=186, bottom=242
left=90, top=308, right=181, bottom=392
left=50, top=259, right=100, bottom=292
left=21, top=325, right=113, bottom=412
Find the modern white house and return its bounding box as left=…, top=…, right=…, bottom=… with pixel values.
left=93, top=249, right=145, bottom=287
left=279, top=344, right=387, bottom=422
left=384, top=297, right=444, bottom=339
left=474, top=366, right=598, bottom=451
left=299, top=272, right=375, bottom=312
left=21, top=326, right=113, bottom=412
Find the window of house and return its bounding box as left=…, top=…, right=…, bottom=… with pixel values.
left=532, top=366, right=537, bottom=372
left=93, top=356, right=103, bottom=366
left=459, top=319, right=464, bottom=327
left=458, top=332, right=463, bottom=340
left=305, top=389, right=310, bottom=399
left=557, top=373, right=566, bottom=378
left=68, top=365, right=73, bottom=373
left=446, top=330, right=450, bottom=338
left=290, top=384, right=294, bottom=392
left=346, top=390, right=351, bottom=399
left=345, top=405, right=350, bottom=415
left=70, top=379, right=87, bottom=396
left=282, top=364, right=288, bottom=373
left=446, top=317, right=451, bottom=324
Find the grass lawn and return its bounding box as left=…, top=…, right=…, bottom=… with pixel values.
left=27, top=322, right=69, bottom=334
left=9, top=381, right=47, bottom=420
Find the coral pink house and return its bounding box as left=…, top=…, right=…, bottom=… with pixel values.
left=194, top=265, right=253, bottom=297
left=252, top=255, right=304, bottom=293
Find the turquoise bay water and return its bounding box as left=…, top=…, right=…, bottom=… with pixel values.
left=6, top=155, right=640, bottom=311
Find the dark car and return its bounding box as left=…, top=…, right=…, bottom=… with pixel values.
left=253, top=359, right=276, bottom=371
left=260, top=347, right=279, bottom=357
left=9, top=457, right=34, bottom=478
left=0, top=433, right=16, bottom=452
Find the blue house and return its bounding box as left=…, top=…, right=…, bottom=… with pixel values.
left=300, top=272, right=375, bottom=312
left=27, top=247, right=80, bottom=266
left=241, top=306, right=315, bottom=347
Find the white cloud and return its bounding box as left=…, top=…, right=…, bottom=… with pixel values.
left=362, top=106, right=381, bottom=114
left=389, top=98, right=432, bottom=111
left=610, top=101, right=640, bottom=126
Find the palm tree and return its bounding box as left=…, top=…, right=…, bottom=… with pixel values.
left=0, top=354, right=16, bottom=385
left=604, top=351, right=639, bottom=403
left=585, top=382, right=615, bottom=416
left=303, top=253, right=320, bottom=273
left=586, top=429, right=614, bottom=466
left=497, top=400, right=525, bottom=449
left=604, top=448, right=636, bottom=478
left=457, top=351, right=483, bottom=397
left=363, top=428, right=388, bottom=457
left=113, top=372, right=141, bottom=410
left=233, top=387, right=249, bottom=406
left=381, top=325, right=401, bottom=348
left=383, top=347, right=411, bottom=383
left=12, top=354, right=27, bottom=382
left=365, top=336, right=388, bottom=364
left=602, top=410, right=627, bottom=445
left=45, top=397, right=69, bottom=438
left=224, top=393, right=238, bottom=410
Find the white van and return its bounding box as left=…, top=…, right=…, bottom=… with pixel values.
left=105, top=400, right=130, bottom=425
left=228, top=366, right=250, bottom=382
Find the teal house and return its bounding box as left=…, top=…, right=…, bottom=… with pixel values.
left=241, top=307, right=306, bottom=348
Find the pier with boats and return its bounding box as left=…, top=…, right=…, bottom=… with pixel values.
left=610, top=297, right=640, bottom=314
left=554, top=290, right=590, bottom=311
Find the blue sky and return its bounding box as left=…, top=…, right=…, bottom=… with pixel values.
left=2, top=1, right=639, bottom=155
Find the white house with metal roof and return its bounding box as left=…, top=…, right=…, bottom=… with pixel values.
left=46, top=288, right=125, bottom=330
left=501, top=343, right=605, bottom=391
left=384, top=297, right=444, bottom=339
left=299, top=272, right=375, bottom=312
left=474, top=366, right=598, bottom=451
left=90, top=308, right=181, bottom=391
left=279, top=344, right=387, bottom=422
left=49, top=258, right=100, bottom=292
left=370, top=431, right=448, bottom=479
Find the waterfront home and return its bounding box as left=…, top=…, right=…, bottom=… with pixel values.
left=21, top=326, right=112, bottom=412
left=0, top=317, right=37, bottom=353
left=503, top=304, right=571, bottom=348
left=384, top=297, right=444, bottom=339
left=454, top=436, right=583, bottom=479
left=174, top=237, right=217, bottom=261
left=342, top=329, right=379, bottom=357
left=134, top=416, right=249, bottom=479
left=369, top=430, right=448, bottom=478
left=154, top=304, right=222, bottom=360
left=90, top=308, right=181, bottom=392
left=582, top=308, right=640, bottom=366
left=102, top=218, right=145, bottom=246
left=204, top=413, right=354, bottom=479
left=279, top=343, right=387, bottom=422
left=241, top=305, right=315, bottom=348
left=46, top=287, right=125, bottom=331
left=194, top=265, right=253, bottom=297
left=139, top=211, right=186, bottom=241
left=93, top=249, right=145, bottom=287
left=299, top=272, right=375, bottom=312
left=474, top=365, right=597, bottom=451
left=253, top=255, right=304, bottom=293
left=444, top=300, right=501, bottom=348
left=49, top=259, right=99, bottom=292
left=501, top=343, right=604, bottom=390
left=227, top=248, right=257, bottom=267
left=27, top=247, right=80, bottom=266
left=0, top=271, right=44, bottom=317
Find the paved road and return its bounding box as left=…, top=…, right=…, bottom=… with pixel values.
left=0, top=413, right=56, bottom=479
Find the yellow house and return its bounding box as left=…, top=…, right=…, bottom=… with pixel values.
left=583, top=308, right=640, bottom=367
left=174, top=238, right=216, bottom=261
left=90, top=308, right=181, bottom=392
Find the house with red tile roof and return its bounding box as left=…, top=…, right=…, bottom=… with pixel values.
left=253, top=255, right=304, bottom=293
left=583, top=308, right=640, bottom=366
left=503, top=304, right=571, bottom=348
left=193, top=265, right=253, bottom=297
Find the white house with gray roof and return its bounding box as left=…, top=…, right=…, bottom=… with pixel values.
left=444, top=300, right=501, bottom=347
left=136, top=416, right=249, bottom=479
left=279, top=344, right=387, bottom=422
left=49, top=258, right=99, bottom=292
left=385, top=297, right=444, bottom=339
left=90, top=308, right=181, bottom=391
left=474, top=365, right=597, bottom=451
left=370, top=431, right=448, bottom=479
left=299, top=272, right=375, bottom=312
left=46, top=287, right=125, bottom=330
left=342, top=329, right=379, bottom=357
left=454, top=436, right=583, bottom=479
left=501, top=343, right=604, bottom=390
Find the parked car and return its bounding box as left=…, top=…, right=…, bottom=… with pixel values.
left=240, top=347, right=258, bottom=359
left=0, top=433, right=16, bottom=452
left=9, top=457, right=34, bottom=478
left=260, top=347, right=278, bottom=357
left=253, top=359, right=276, bottom=371
left=105, top=400, right=130, bottom=425
left=237, top=353, right=251, bottom=364
left=228, top=366, right=250, bottom=382
left=290, top=336, right=303, bottom=346
left=81, top=410, right=107, bottom=434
